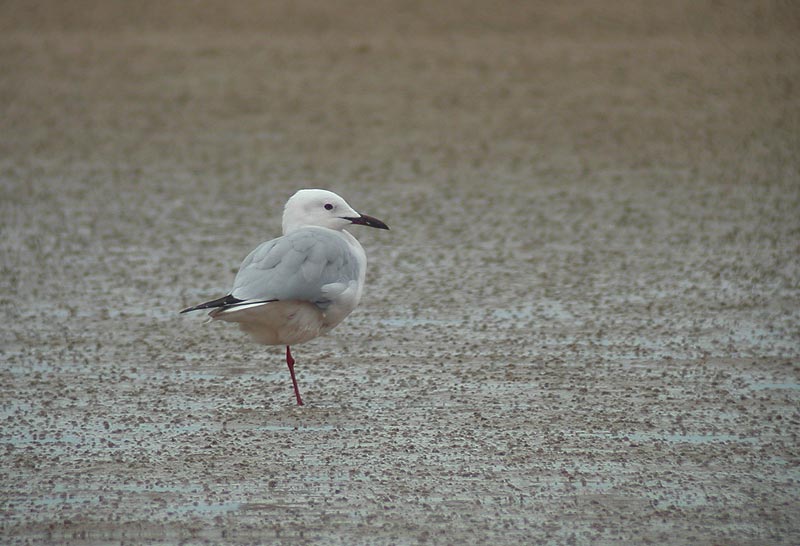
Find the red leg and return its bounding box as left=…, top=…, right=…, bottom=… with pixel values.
left=285, top=346, right=304, bottom=406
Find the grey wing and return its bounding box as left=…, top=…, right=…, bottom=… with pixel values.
left=230, top=229, right=361, bottom=308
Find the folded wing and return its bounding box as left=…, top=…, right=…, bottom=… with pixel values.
left=231, top=227, right=361, bottom=309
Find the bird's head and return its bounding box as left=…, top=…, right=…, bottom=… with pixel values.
left=282, top=189, right=389, bottom=234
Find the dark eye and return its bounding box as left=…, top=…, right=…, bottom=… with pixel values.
left=324, top=203, right=334, bottom=210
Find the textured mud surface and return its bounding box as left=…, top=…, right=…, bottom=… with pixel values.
left=1, top=2, right=799, bottom=544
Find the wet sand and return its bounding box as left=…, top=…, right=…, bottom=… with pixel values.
left=1, top=1, right=799, bottom=544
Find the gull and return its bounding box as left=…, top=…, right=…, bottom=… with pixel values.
left=181, top=189, right=389, bottom=406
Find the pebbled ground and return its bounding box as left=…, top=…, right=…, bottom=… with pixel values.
left=1, top=1, right=799, bottom=544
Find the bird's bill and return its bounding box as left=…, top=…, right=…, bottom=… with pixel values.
left=346, top=214, right=390, bottom=230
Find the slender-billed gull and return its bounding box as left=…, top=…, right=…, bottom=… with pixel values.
left=181, top=189, right=389, bottom=406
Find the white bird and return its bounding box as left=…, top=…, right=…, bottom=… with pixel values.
left=181, top=189, right=389, bottom=406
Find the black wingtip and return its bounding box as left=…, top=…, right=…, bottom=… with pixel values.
left=180, top=294, right=242, bottom=314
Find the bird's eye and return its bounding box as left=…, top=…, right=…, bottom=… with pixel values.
left=324, top=203, right=334, bottom=210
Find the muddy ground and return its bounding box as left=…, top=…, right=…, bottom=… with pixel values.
left=1, top=1, right=799, bottom=544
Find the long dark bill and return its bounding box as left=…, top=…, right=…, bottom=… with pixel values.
left=346, top=214, right=389, bottom=230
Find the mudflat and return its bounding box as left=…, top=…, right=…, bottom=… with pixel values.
left=1, top=2, right=798, bottom=544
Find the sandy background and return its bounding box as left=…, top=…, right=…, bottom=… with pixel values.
left=1, top=1, right=799, bottom=544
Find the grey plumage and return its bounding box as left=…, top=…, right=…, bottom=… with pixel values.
left=231, top=226, right=361, bottom=309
